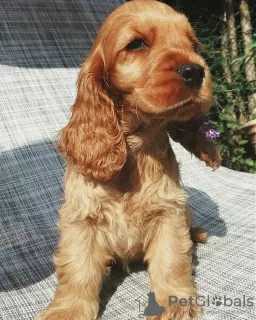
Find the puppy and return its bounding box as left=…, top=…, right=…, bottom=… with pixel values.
left=36, top=0, right=220, bottom=319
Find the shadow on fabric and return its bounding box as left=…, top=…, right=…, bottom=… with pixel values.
left=0, top=140, right=63, bottom=292
left=185, top=187, right=227, bottom=238
left=0, top=0, right=122, bottom=69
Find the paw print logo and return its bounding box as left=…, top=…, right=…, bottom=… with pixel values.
left=212, top=296, right=222, bottom=307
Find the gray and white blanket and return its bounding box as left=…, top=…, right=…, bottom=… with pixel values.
left=0, top=1, right=255, bottom=319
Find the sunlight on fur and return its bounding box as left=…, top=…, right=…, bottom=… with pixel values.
left=36, top=1, right=221, bottom=319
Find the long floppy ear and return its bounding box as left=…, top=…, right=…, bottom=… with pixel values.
left=58, top=50, right=127, bottom=181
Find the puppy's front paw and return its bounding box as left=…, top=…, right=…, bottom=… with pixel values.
left=200, top=152, right=221, bottom=169
left=35, top=309, right=100, bottom=320
left=34, top=310, right=65, bottom=320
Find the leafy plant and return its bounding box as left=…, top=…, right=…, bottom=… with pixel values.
left=213, top=109, right=256, bottom=173
left=207, top=42, right=256, bottom=173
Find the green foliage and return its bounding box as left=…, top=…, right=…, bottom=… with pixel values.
left=201, top=37, right=256, bottom=173
left=213, top=109, right=256, bottom=173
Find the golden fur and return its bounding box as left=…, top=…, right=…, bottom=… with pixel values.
left=36, top=1, right=221, bottom=319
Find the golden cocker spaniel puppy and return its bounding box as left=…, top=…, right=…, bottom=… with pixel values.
left=36, top=0, right=221, bottom=319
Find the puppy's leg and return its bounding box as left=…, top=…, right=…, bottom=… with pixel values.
left=186, top=206, right=207, bottom=244
left=35, top=220, right=112, bottom=320
left=168, top=120, right=222, bottom=169
left=144, top=213, right=199, bottom=320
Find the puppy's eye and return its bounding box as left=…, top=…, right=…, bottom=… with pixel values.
left=126, top=38, right=147, bottom=50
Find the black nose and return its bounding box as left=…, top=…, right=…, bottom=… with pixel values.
left=177, top=64, right=205, bottom=88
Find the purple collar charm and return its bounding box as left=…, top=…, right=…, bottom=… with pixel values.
left=196, top=114, right=220, bottom=140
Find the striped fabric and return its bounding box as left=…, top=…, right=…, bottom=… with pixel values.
left=0, top=1, right=255, bottom=319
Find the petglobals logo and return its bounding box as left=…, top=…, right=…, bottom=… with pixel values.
left=169, top=295, right=254, bottom=308
left=134, top=292, right=254, bottom=318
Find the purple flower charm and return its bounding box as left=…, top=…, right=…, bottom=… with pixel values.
left=204, top=129, right=220, bottom=140
left=196, top=114, right=220, bottom=140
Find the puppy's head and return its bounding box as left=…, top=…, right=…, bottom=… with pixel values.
left=102, top=0, right=212, bottom=120
left=59, top=0, right=212, bottom=181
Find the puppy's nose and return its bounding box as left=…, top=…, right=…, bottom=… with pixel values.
left=177, top=64, right=205, bottom=88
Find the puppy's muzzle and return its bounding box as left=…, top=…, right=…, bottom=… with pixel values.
left=177, top=63, right=205, bottom=89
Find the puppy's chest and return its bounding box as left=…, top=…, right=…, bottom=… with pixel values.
left=117, top=142, right=180, bottom=219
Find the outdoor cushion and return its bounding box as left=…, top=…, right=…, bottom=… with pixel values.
left=0, top=1, right=255, bottom=319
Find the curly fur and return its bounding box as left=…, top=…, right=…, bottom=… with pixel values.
left=36, top=1, right=221, bottom=319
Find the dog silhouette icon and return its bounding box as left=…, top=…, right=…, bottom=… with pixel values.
left=144, top=291, right=165, bottom=316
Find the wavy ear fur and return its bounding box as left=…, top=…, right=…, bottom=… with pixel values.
left=58, top=51, right=127, bottom=181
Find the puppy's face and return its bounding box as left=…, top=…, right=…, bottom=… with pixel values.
left=97, top=0, right=212, bottom=121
